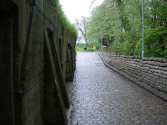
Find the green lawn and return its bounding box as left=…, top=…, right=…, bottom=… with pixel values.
left=75, top=47, right=99, bottom=52
left=75, top=48, right=84, bottom=52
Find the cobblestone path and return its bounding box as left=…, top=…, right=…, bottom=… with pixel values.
left=66, top=52, right=167, bottom=125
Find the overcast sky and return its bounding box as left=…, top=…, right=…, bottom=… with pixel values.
left=59, top=0, right=104, bottom=24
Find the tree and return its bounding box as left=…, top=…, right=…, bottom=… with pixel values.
left=74, top=17, right=90, bottom=47
left=88, top=0, right=167, bottom=57
left=87, top=0, right=121, bottom=46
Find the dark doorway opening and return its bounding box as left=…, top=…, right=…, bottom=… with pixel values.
left=0, top=1, right=19, bottom=125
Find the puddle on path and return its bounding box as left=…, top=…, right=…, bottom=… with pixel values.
left=94, top=61, right=104, bottom=66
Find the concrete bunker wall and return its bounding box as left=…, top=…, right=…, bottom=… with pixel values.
left=0, top=0, right=76, bottom=125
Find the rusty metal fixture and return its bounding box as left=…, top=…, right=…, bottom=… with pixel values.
left=68, top=43, right=73, bottom=49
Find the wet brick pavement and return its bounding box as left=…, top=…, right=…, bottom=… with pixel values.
left=66, top=52, right=167, bottom=125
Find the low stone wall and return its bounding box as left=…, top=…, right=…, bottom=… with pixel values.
left=107, top=55, right=167, bottom=93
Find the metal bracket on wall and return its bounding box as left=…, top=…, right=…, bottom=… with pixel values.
left=68, top=43, right=73, bottom=49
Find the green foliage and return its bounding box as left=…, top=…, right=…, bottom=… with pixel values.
left=74, top=17, right=90, bottom=47
left=88, top=42, right=101, bottom=48
left=51, top=0, right=78, bottom=37
left=75, top=46, right=99, bottom=52
left=87, top=1, right=120, bottom=45
left=75, top=47, right=84, bottom=52
left=76, top=43, right=86, bottom=48
left=134, top=39, right=142, bottom=57
left=88, top=0, right=167, bottom=58
left=76, top=42, right=101, bottom=52
left=143, top=26, right=167, bottom=57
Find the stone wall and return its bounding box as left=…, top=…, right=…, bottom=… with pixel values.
left=0, top=0, right=76, bottom=125
left=107, top=54, right=167, bottom=93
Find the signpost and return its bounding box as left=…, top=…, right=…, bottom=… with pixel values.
left=142, top=0, right=145, bottom=57
left=101, top=28, right=103, bottom=52
left=93, top=46, right=96, bottom=50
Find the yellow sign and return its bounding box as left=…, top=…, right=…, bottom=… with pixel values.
left=93, top=46, right=96, bottom=50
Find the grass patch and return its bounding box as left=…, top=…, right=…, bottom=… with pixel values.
left=75, top=48, right=83, bottom=52
left=51, top=0, right=78, bottom=37
left=75, top=47, right=99, bottom=52
left=93, top=50, right=99, bottom=52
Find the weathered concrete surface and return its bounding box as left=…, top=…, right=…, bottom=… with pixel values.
left=0, top=0, right=76, bottom=124
left=67, top=52, right=167, bottom=125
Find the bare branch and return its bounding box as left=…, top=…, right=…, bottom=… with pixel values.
left=89, top=0, right=97, bottom=12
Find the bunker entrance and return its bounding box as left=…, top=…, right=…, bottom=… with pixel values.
left=68, top=43, right=74, bottom=77
left=0, top=1, right=19, bottom=124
